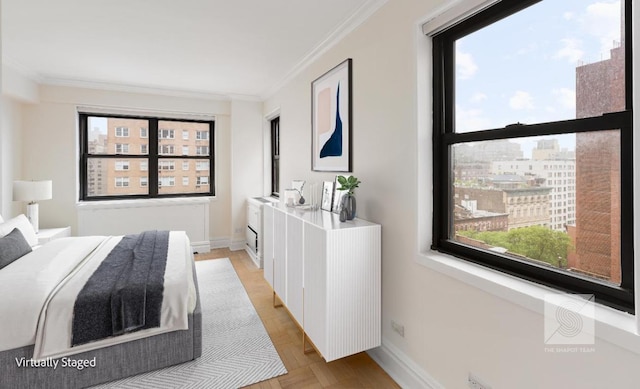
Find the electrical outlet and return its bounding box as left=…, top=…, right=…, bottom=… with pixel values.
left=468, top=373, right=491, bottom=389
left=391, top=320, right=404, bottom=337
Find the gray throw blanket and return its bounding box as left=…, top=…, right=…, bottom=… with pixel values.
left=71, top=230, right=170, bottom=346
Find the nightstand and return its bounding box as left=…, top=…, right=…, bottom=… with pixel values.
left=37, top=227, right=71, bottom=245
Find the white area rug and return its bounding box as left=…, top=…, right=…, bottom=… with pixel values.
left=96, top=258, right=287, bottom=388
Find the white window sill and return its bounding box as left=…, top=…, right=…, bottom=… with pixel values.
left=77, top=196, right=214, bottom=210
left=416, top=250, right=640, bottom=355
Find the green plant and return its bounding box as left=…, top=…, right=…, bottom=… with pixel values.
left=337, top=175, right=361, bottom=195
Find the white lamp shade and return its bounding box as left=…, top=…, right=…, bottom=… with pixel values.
left=13, top=180, right=53, bottom=202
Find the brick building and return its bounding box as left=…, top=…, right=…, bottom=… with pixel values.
left=570, top=40, right=624, bottom=284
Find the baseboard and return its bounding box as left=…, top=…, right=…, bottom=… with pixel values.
left=245, top=247, right=262, bottom=268
left=229, top=239, right=246, bottom=251
left=367, top=338, right=443, bottom=389
left=191, top=240, right=211, bottom=254
left=210, top=237, right=230, bottom=249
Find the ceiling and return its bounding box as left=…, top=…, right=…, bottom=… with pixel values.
left=2, top=0, right=382, bottom=100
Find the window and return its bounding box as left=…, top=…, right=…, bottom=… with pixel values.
left=115, top=127, right=129, bottom=137
left=159, top=145, right=175, bottom=155
left=115, top=160, right=130, bottom=171
left=196, top=176, right=208, bottom=186
left=432, top=0, right=633, bottom=311
left=159, top=177, right=175, bottom=187
left=270, top=116, right=280, bottom=196
left=182, top=130, right=189, bottom=140
left=115, top=177, right=130, bottom=187
left=159, top=129, right=175, bottom=139
left=159, top=160, right=175, bottom=171
left=80, top=113, right=215, bottom=199
left=115, top=144, right=129, bottom=154
left=196, top=131, right=209, bottom=140
left=195, top=146, right=209, bottom=155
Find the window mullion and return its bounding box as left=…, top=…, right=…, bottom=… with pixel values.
left=149, top=119, right=159, bottom=197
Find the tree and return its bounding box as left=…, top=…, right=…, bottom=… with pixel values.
left=458, top=226, right=572, bottom=268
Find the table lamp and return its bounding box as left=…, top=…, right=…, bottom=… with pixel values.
left=13, top=180, right=52, bottom=233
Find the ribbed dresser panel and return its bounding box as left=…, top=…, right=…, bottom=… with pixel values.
left=286, top=215, right=304, bottom=326
left=273, top=208, right=287, bottom=302
left=262, top=205, right=275, bottom=289
left=324, top=226, right=381, bottom=361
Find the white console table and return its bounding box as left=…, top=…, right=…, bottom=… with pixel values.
left=263, top=203, right=381, bottom=361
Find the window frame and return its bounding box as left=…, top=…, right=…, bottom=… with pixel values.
left=79, top=112, right=215, bottom=201
left=270, top=116, right=280, bottom=197
left=431, top=0, right=634, bottom=312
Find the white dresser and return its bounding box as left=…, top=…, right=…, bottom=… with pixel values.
left=263, top=203, right=381, bottom=362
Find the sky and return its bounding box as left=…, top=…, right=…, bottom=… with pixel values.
left=455, top=0, right=622, bottom=158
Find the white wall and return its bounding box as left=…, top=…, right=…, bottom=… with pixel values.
left=263, top=0, right=640, bottom=388
left=230, top=99, right=264, bottom=249
left=0, top=97, right=24, bottom=219
left=21, top=85, right=233, bottom=241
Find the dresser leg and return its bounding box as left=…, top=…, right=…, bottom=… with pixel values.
left=273, top=291, right=283, bottom=308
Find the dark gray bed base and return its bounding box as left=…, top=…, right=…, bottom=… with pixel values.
left=0, top=261, right=202, bottom=389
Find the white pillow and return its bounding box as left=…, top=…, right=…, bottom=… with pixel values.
left=0, top=214, right=38, bottom=247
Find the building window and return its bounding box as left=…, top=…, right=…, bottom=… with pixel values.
left=159, top=145, right=175, bottom=155
left=182, top=130, right=189, bottom=140
left=115, top=177, right=130, bottom=187
left=115, top=160, right=130, bottom=171
left=159, top=160, right=175, bottom=171
left=115, top=144, right=129, bottom=154
left=182, top=177, right=189, bottom=186
left=195, top=146, right=209, bottom=155
left=197, top=176, right=209, bottom=186
left=196, top=131, right=209, bottom=140
left=431, top=0, right=633, bottom=311
left=159, top=129, right=175, bottom=139
left=270, top=116, right=280, bottom=196
left=80, top=113, right=215, bottom=199
left=115, top=127, right=129, bottom=137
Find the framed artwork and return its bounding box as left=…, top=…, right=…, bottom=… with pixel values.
left=332, top=176, right=347, bottom=214
left=311, top=58, right=352, bottom=172
left=321, top=181, right=334, bottom=211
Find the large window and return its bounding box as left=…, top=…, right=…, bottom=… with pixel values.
left=432, top=0, right=633, bottom=311
left=270, top=116, right=280, bottom=197
left=80, top=113, right=215, bottom=200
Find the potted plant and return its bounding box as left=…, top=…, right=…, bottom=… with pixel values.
left=337, top=175, right=361, bottom=220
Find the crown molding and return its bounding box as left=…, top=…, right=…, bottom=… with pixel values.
left=260, top=0, right=389, bottom=100
left=38, top=75, right=240, bottom=101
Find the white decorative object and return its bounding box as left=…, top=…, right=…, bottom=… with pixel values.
left=263, top=204, right=381, bottom=361
left=12, top=180, right=53, bottom=233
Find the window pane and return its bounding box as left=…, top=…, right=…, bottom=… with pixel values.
left=455, top=0, right=625, bottom=133
left=158, top=159, right=210, bottom=195
left=158, top=121, right=210, bottom=157
left=86, top=157, right=149, bottom=196
left=452, top=130, right=621, bottom=285
left=87, top=117, right=149, bottom=155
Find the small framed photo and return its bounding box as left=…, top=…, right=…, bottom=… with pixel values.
left=321, top=181, right=334, bottom=211
left=332, top=176, right=347, bottom=214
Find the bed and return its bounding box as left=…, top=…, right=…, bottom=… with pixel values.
left=0, top=214, right=202, bottom=388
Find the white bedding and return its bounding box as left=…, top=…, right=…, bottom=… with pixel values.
left=0, top=231, right=196, bottom=360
